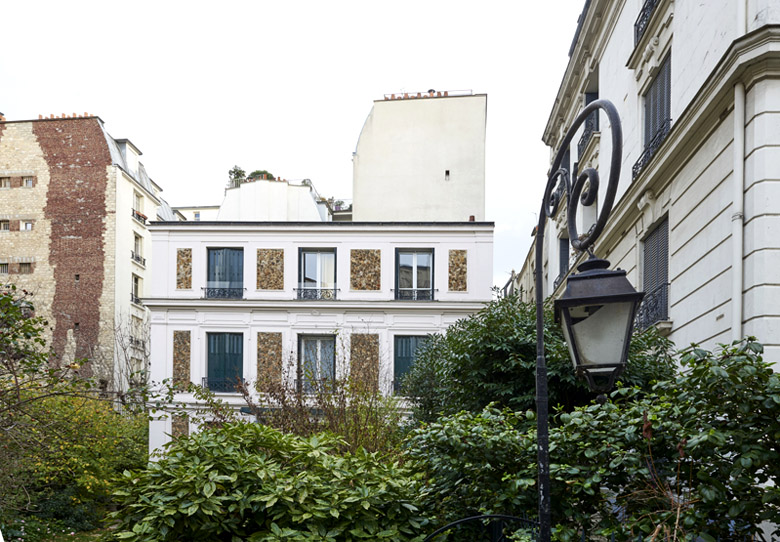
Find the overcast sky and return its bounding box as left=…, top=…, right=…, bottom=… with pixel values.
left=2, top=0, right=584, bottom=287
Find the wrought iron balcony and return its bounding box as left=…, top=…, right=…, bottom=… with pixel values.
left=395, top=288, right=434, bottom=301
left=632, top=119, right=671, bottom=180
left=130, top=292, right=142, bottom=305
left=131, top=209, right=147, bottom=224
left=131, top=250, right=146, bottom=266
left=635, top=283, right=669, bottom=331
left=295, top=288, right=337, bottom=300
left=635, top=0, right=661, bottom=45
left=202, top=287, right=245, bottom=299
left=577, top=111, right=599, bottom=158
left=202, top=377, right=244, bottom=393
left=129, top=336, right=145, bottom=349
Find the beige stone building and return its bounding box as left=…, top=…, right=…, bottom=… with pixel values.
left=0, top=113, right=177, bottom=389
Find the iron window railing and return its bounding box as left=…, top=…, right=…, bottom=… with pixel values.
left=632, top=118, right=671, bottom=179
left=294, top=378, right=333, bottom=394
left=634, top=0, right=661, bottom=45
left=202, top=377, right=244, bottom=393
left=131, top=209, right=147, bottom=224
left=131, top=250, right=146, bottom=266
left=395, top=288, right=434, bottom=301
left=635, top=282, right=669, bottom=331
left=130, top=293, right=142, bottom=305
left=295, top=288, right=337, bottom=300
left=577, top=111, right=599, bottom=158
left=129, top=336, right=145, bottom=349
left=202, top=287, right=245, bottom=299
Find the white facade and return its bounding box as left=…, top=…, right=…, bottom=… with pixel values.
left=516, top=0, right=780, bottom=362
left=352, top=92, right=487, bottom=222
left=174, top=206, right=220, bottom=222
left=218, top=178, right=326, bottom=221
left=147, top=221, right=493, bottom=452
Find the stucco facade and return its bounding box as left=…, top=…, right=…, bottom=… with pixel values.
left=146, top=221, right=494, bottom=451
left=515, top=0, right=780, bottom=362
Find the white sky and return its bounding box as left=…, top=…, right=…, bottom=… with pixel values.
left=2, top=0, right=585, bottom=287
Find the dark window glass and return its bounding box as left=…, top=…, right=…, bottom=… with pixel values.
left=207, top=248, right=244, bottom=290
left=207, top=332, right=243, bottom=393
left=393, top=335, right=427, bottom=394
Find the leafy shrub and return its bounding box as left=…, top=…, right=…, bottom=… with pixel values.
left=402, top=293, right=675, bottom=422
left=407, top=339, right=780, bottom=540
left=109, top=422, right=427, bottom=541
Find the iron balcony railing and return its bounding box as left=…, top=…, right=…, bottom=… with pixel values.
left=577, top=111, right=599, bottom=158
left=395, top=288, right=434, bottom=301
left=632, top=118, right=671, bottom=180
left=634, top=0, right=661, bottom=45
left=295, top=288, right=337, bottom=300
left=129, top=336, right=145, bottom=349
left=131, top=250, right=146, bottom=266
left=131, top=209, right=147, bottom=224
left=635, top=282, right=669, bottom=331
left=202, top=287, right=245, bottom=299
left=130, top=292, right=142, bottom=305
left=294, top=378, right=333, bottom=394
left=202, top=377, right=244, bottom=393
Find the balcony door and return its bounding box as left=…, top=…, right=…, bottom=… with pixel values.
left=206, top=332, right=243, bottom=392
left=207, top=248, right=244, bottom=298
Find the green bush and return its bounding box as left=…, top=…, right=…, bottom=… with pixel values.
left=109, top=422, right=428, bottom=541
left=402, top=293, right=675, bottom=422
left=407, top=339, right=780, bottom=540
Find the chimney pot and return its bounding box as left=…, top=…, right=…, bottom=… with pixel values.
left=469, top=215, right=475, bottom=222
left=39, top=114, right=43, bottom=119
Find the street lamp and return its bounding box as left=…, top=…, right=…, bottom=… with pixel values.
left=533, top=99, right=643, bottom=540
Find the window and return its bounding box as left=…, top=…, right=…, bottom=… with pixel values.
left=194, top=212, right=200, bottom=221
left=298, top=249, right=336, bottom=300
left=22, top=221, right=33, bottom=231
left=637, top=217, right=669, bottom=330
left=634, top=55, right=671, bottom=179
left=23, top=177, right=33, bottom=188
left=393, top=336, right=427, bottom=394
left=0, top=220, right=8, bottom=231
left=206, top=248, right=244, bottom=298
left=395, top=249, right=433, bottom=300
left=132, top=234, right=145, bottom=265
left=0, top=263, right=7, bottom=274
left=298, top=335, right=335, bottom=393
left=131, top=274, right=142, bottom=304
left=19, top=263, right=32, bottom=274
left=0, top=178, right=9, bottom=188
left=133, top=192, right=142, bottom=213
left=559, top=237, right=570, bottom=277
left=206, top=332, right=243, bottom=393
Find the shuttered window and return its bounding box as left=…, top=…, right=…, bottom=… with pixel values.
left=394, top=336, right=427, bottom=394
left=559, top=238, right=570, bottom=278
left=643, top=217, right=669, bottom=323
left=644, top=55, right=671, bottom=146
left=207, top=332, right=243, bottom=393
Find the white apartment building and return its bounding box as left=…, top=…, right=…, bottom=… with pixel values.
left=513, top=0, right=780, bottom=361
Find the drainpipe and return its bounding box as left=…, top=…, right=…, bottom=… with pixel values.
left=736, top=0, right=746, bottom=35
left=732, top=82, right=745, bottom=341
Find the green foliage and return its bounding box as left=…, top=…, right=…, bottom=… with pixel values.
left=402, top=293, right=675, bottom=422
left=109, top=422, right=428, bottom=541
left=228, top=165, right=246, bottom=184
left=407, top=339, right=780, bottom=540
left=247, top=169, right=275, bottom=181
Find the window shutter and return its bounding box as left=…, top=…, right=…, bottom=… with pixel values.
left=643, top=217, right=669, bottom=320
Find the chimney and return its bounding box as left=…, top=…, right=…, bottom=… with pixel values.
left=469, top=215, right=475, bottom=222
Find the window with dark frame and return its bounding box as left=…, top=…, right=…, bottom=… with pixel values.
left=393, top=335, right=428, bottom=394
left=298, top=335, right=336, bottom=393
left=206, top=248, right=244, bottom=299
left=0, top=263, right=8, bottom=274
left=0, top=220, right=9, bottom=231
left=297, top=248, right=336, bottom=300
left=19, top=263, right=32, bottom=274
left=637, top=217, right=669, bottom=330
left=206, top=332, right=243, bottom=393
left=633, top=54, right=672, bottom=180
left=395, top=249, right=434, bottom=300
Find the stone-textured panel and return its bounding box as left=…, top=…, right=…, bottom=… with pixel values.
left=176, top=248, right=192, bottom=289
left=257, top=332, right=283, bottom=389
left=350, top=249, right=381, bottom=291
left=350, top=333, right=379, bottom=389
left=171, top=414, right=189, bottom=438
left=257, top=249, right=284, bottom=290
left=448, top=249, right=468, bottom=292
left=173, top=330, right=191, bottom=388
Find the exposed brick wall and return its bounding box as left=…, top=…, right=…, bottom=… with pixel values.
left=350, top=249, right=381, bottom=290
left=257, top=249, right=284, bottom=290
left=350, top=333, right=379, bottom=389
left=173, top=330, right=191, bottom=388
left=34, top=118, right=112, bottom=369
left=448, top=249, right=468, bottom=291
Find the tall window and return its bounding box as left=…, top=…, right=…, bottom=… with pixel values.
left=23, top=221, right=33, bottom=231
left=23, top=177, right=34, bottom=188
left=0, top=220, right=9, bottom=231
left=393, top=335, right=427, bottom=394
left=298, top=249, right=336, bottom=300
left=559, top=238, right=570, bottom=278
left=206, top=332, right=243, bottom=393
left=0, top=178, right=10, bottom=188
left=131, top=274, right=142, bottom=304
left=298, top=335, right=335, bottom=392
left=644, top=55, right=671, bottom=147
left=396, top=249, right=433, bottom=300
left=206, top=248, right=244, bottom=299
left=637, top=217, right=669, bottom=330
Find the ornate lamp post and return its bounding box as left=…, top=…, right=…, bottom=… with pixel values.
left=534, top=100, right=644, bottom=540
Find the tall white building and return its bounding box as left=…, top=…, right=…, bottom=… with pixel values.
left=514, top=0, right=780, bottom=361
